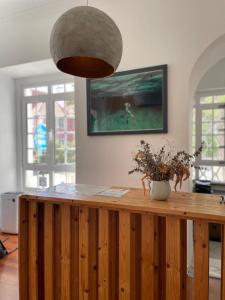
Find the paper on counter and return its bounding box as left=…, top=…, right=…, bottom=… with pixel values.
left=97, top=188, right=129, bottom=197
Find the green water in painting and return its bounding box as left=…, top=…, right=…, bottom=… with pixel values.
left=89, top=69, right=165, bottom=132
left=92, top=106, right=163, bottom=132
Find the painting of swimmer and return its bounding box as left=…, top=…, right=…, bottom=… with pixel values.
left=86, top=65, right=168, bottom=135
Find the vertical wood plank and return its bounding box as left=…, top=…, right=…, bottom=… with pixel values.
left=89, top=208, right=98, bottom=300
left=44, top=203, right=54, bottom=300
left=61, top=205, right=71, bottom=300
left=28, top=201, right=38, bottom=300
left=166, top=216, right=182, bottom=300
left=79, top=207, right=89, bottom=300
left=141, top=214, right=158, bottom=300
left=131, top=214, right=141, bottom=300
left=98, top=209, right=109, bottom=300
left=158, top=217, right=166, bottom=300
left=109, top=211, right=119, bottom=300
left=194, top=220, right=209, bottom=300
left=71, top=206, right=79, bottom=300
left=37, top=203, right=44, bottom=300
left=19, top=197, right=29, bottom=300
left=221, top=224, right=225, bottom=300
left=54, top=205, right=61, bottom=300
left=119, top=211, right=131, bottom=300
left=180, top=220, right=187, bottom=300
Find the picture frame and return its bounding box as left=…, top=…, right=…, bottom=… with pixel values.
left=86, top=65, right=168, bottom=135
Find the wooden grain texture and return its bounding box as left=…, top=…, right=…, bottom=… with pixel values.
left=37, top=203, right=44, bottom=300
left=21, top=190, right=223, bottom=223
left=28, top=201, right=38, bottom=300
left=141, top=214, right=158, bottom=300
left=98, top=209, right=109, bottom=300
left=71, top=206, right=79, bottom=300
left=89, top=208, right=98, bottom=300
left=158, top=217, right=166, bottom=300
left=54, top=205, right=61, bottom=300
left=119, top=211, right=131, bottom=300
left=79, top=207, right=89, bottom=300
left=109, top=211, right=119, bottom=300
left=180, top=220, right=187, bottom=300
left=166, top=216, right=182, bottom=300
left=44, top=203, right=54, bottom=300
left=194, top=220, right=209, bottom=300
left=61, top=205, right=71, bottom=300
left=19, top=198, right=29, bottom=300
left=222, top=225, right=225, bottom=300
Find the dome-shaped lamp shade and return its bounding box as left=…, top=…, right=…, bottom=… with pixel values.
left=50, top=6, right=123, bottom=78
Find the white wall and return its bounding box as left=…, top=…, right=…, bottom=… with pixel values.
left=0, top=73, right=17, bottom=192
left=197, top=58, right=225, bottom=90
left=0, top=73, right=17, bottom=229
left=0, top=0, right=225, bottom=189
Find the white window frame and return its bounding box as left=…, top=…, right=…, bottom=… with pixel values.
left=16, top=74, right=75, bottom=190
left=194, top=88, right=225, bottom=182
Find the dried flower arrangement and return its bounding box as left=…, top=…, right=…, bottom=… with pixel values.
left=129, top=140, right=203, bottom=194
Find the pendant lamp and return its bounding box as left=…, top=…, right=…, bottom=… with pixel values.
left=50, top=5, right=123, bottom=78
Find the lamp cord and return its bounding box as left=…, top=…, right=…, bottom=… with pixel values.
left=87, top=0, right=89, bottom=6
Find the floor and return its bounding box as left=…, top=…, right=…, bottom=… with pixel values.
left=0, top=234, right=221, bottom=300
left=0, top=233, right=18, bottom=300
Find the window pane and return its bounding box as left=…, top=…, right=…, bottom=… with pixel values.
left=65, top=82, right=75, bottom=92
left=213, top=108, right=224, bottom=122
left=202, top=122, right=212, bottom=135
left=52, top=84, right=65, bottom=94
left=213, top=122, right=224, bottom=134
left=27, top=102, right=47, bottom=164
left=212, top=166, right=225, bottom=182
left=202, top=109, right=213, bottom=121
left=199, top=166, right=212, bottom=181
left=55, top=100, right=75, bottom=164
left=54, top=172, right=76, bottom=185
left=202, top=147, right=213, bottom=160
left=214, top=95, right=225, bottom=103
left=25, top=170, right=49, bottom=188
left=24, top=86, right=48, bottom=97
left=213, top=148, right=224, bottom=160
left=67, top=150, right=75, bottom=163
left=213, top=135, right=224, bottom=148
left=202, top=135, right=213, bottom=148
left=27, top=102, right=46, bottom=118
left=200, top=96, right=213, bottom=104
left=55, top=149, right=65, bottom=164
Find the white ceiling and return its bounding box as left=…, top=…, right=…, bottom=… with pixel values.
left=0, top=0, right=61, bottom=19
left=0, top=59, right=58, bottom=78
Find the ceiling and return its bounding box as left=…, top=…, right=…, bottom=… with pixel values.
left=0, top=0, right=61, bottom=19
left=0, top=59, right=58, bottom=78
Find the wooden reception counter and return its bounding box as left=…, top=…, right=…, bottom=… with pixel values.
left=19, top=188, right=225, bottom=300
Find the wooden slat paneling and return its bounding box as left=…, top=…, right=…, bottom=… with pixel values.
left=71, top=206, right=79, bottom=300
left=28, top=201, right=38, bottom=300
left=37, top=203, right=44, bottom=300
left=19, top=198, right=29, bottom=300
left=166, top=216, right=182, bottom=300
left=89, top=208, right=98, bottom=300
left=194, top=220, right=209, bottom=300
left=158, top=217, right=166, bottom=300
left=109, top=211, right=119, bottom=300
left=119, top=211, right=131, bottom=300
left=180, top=220, right=187, bottom=300
left=79, top=207, right=89, bottom=300
left=44, top=203, right=54, bottom=300
left=54, top=205, right=61, bottom=300
left=141, top=214, right=158, bottom=300
left=61, top=205, right=71, bottom=300
left=221, top=225, right=225, bottom=300
left=98, top=209, right=109, bottom=300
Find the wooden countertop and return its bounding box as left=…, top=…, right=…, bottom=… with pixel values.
left=20, top=188, right=225, bottom=222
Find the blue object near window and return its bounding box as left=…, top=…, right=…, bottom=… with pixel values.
left=34, top=123, right=47, bottom=153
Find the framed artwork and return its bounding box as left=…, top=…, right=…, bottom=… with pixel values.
left=86, top=65, right=168, bottom=135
